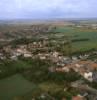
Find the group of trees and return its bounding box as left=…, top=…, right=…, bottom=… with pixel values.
left=0, top=57, right=82, bottom=100
left=0, top=55, right=81, bottom=84
left=0, top=60, right=18, bottom=79
left=21, top=58, right=81, bottom=83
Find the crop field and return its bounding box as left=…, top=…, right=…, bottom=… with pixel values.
left=53, top=26, right=97, bottom=52
left=0, top=74, right=37, bottom=100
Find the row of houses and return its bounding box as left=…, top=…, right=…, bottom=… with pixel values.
left=0, top=40, right=49, bottom=60
left=54, top=59, right=97, bottom=82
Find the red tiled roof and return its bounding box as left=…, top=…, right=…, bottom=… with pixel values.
left=72, top=96, right=84, bottom=100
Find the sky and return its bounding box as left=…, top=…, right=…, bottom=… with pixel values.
left=0, top=0, right=97, bottom=19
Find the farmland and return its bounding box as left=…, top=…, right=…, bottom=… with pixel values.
left=0, top=21, right=97, bottom=100
left=51, top=26, right=97, bottom=53
left=0, top=74, right=37, bottom=100
left=0, top=23, right=97, bottom=53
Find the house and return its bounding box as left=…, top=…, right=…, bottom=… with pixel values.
left=16, top=48, right=24, bottom=54
left=10, top=55, right=18, bottom=60
left=72, top=95, right=86, bottom=100
left=39, top=55, right=46, bottom=60
left=84, top=72, right=93, bottom=82
left=13, top=52, right=22, bottom=57
left=0, top=56, right=6, bottom=60
left=72, top=56, right=79, bottom=61
left=23, top=53, right=32, bottom=58
left=52, top=51, right=59, bottom=57
left=62, top=67, right=70, bottom=72
left=0, top=53, right=6, bottom=60
left=55, top=66, right=70, bottom=72
left=92, top=72, right=97, bottom=82
left=37, top=53, right=46, bottom=60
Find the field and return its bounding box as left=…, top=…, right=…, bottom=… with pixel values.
left=0, top=74, right=37, bottom=100
left=51, top=26, right=97, bottom=53
left=0, top=23, right=97, bottom=53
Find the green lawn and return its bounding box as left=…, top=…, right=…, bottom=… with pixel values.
left=0, top=74, right=36, bottom=100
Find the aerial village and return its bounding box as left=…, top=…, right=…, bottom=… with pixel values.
left=0, top=36, right=97, bottom=100
left=1, top=22, right=97, bottom=100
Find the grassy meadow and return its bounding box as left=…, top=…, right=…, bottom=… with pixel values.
left=0, top=74, right=37, bottom=100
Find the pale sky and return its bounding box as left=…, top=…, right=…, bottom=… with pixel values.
left=0, top=0, right=97, bottom=19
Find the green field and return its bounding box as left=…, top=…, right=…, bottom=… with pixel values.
left=53, top=27, right=97, bottom=52
left=0, top=74, right=36, bottom=100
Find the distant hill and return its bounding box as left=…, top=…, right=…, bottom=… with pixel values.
left=0, top=18, right=97, bottom=25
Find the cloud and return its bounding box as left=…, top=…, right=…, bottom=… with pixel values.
left=0, top=0, right=97, bottom=19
